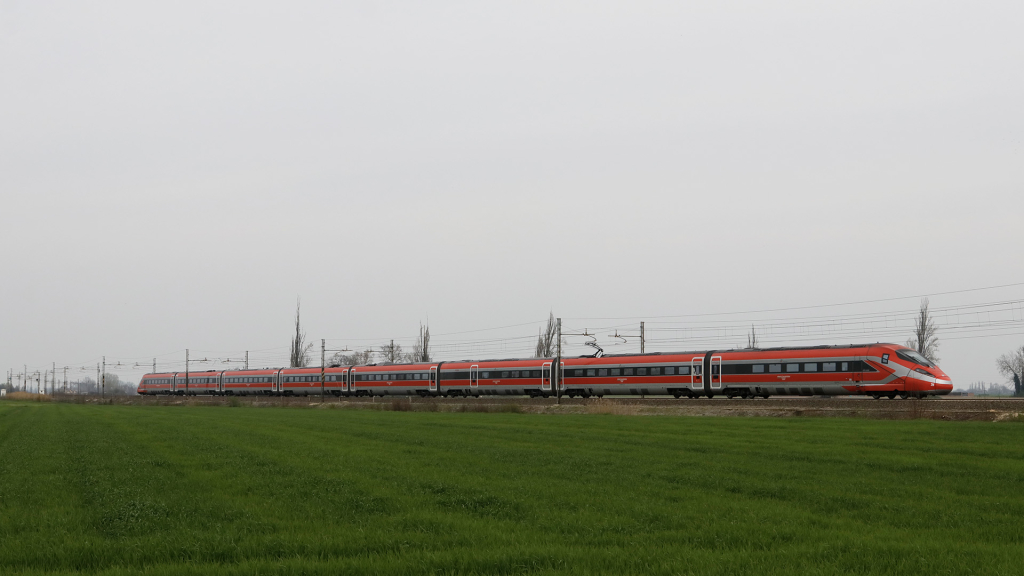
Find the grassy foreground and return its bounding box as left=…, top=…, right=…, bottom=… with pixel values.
left=0, top=403, right=1022, bottom=575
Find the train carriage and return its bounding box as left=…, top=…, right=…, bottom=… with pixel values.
left=349, top=363, right=439, bottom=397
left=279, top=367, right=325, bottom=396
left=221, top=369, right=277, bottom=396
left=561, top=353, right=704, bottom=398
left=137, top=372, right=176, bottom=395
left=178, top=370, right=221, bottom=395
left=439, top=359, right=554, bottom=397
left=559, top=344, right=951, bottom=399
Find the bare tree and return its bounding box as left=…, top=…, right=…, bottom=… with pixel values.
left=330, top=349, right=374, bottom=366
left=289, top=299, right=312, bottom=367
left=747, top=325, right=759, bottom=349
left=906, top=298, right=939, bottom=362
left=996, top=346, right=1024, bottom=397
left=535, top=313, right=558, bottom=358
left=379, top=340, right=404, bottom=364
left=411, top=322, right=431, bottom=362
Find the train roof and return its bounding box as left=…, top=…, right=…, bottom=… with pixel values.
left=597, top=342, right=901, bottom=358
left=142, top=343, right=904, bottom=376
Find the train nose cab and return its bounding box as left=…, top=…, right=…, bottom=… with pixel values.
left=895, top=348, right=953, bottom=396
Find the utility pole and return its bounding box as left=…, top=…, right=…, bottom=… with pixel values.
left=102, top=356, right=106, bottom=398
left=245, top=351, right=248, bottom=370
left=152, top=358, right=156, bottom=374
left=63, top=366, right=67, bottom=394
left=96, top=364, right=100, bottom=395
left=320, top=339, right=325, bottom=402
left=556, top=317, right=562, bottom=404
left=36, top=371, right=40, bottom=394
left=640, top=321, right=645, bottom=354
left=185, top=349, right=189, bottom=395
left=52, top=362, right=56, bottom=396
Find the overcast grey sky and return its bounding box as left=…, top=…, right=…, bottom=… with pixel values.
left=2, top=1, right=1022, bottom=388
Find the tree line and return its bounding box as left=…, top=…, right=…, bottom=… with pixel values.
left=289, top=301, right=431, bottom=368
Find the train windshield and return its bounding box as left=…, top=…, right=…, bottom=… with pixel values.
left=896, top=349, right=935, bottom=368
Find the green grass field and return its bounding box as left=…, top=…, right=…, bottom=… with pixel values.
left=1, top=402, right=1023, bottom=575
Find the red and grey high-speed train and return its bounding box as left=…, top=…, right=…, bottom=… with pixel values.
left=137, top=343, right=951, bottom=399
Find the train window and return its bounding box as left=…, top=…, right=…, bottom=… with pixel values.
left=574, top=369, right=584, bottom=377
left=511, top=371, right=519, bottom=378
left=637, top=368, right=647, bottom=376
left=586, top=369, right=596, bottom=377
left=804, top=363, right=818, bottom=372
left=823, top=363, right=836, bottom=371
left=665, top=367, right=675, bottom=375
left=769, top=364, right=782, bottom=373
left=881, top=353, right=890, bottom=365
left=895, top=349, right=934, bottom=367
left=624, top=368, right=634, bottom=376
left=481, top=372, right=489, bottom=378
left=680, top=366, right=691, bottom=375
left=598, top=369, right=608, bottom=377
left=786, top=364, right=799, bottom=372
left=651, top=367, right=661, bottom=376
left=498, top=371, right=506, bottom=378
left=841, top=362, right=849, bottom=371
left=609, top=368, right=619, bottom=376
left=753, top=365, right=764, bottom=373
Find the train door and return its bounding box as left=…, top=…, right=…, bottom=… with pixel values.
left=541, top=362, right=552, bottom=392
left=350, top=369, right=356, bottom=395
left=470, top=365, right=479, bottom=390
left=690, top=358, right=703, bottom=394
left=710, top=356, right=723, bottom=391
left=429, top=366, right=437, bottom=393
left=852, top=360, right=864, bottom=388
left=559, top=362, right=566, bottom=396
left=218, top=371, right=224, bottom=394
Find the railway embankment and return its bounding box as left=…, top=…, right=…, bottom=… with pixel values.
left=20, top=394, right=1024, bottom=421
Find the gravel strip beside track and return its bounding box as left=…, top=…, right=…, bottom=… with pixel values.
left=25, top=394, right=1024, bottom=421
